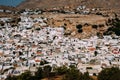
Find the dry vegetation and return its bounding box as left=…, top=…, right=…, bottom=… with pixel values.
left=40, top=13, right=108, bottom=38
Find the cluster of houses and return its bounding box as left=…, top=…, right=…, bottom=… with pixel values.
left=0, top=9, right=12, bottom=13
left=76, top=5, right=91, bottom=14
left=0, top=14, right=120, bottom=79
left=18, top=5, right=101, bottom=15
left=20, top=8, right=42, bottom=15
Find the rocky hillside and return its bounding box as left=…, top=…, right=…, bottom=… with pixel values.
left=0, top=5, right=16, bottom=11
left=17, top=0, right=120, bottom=9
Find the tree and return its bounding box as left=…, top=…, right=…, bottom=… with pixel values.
left=76, top=24, right=82, bottom=29
left=104, top=17, right=120, bottom=36
left=63, top=66, right=82, bottom=80
left=55, top=65, right=68, bottom=75
left=92, top=25, right=98, bottom=29
left=98, top=67, right=120, bottom=80
left=18, top=71, right=33, bottom=80
left=6, top=71, right=33, bottom=80
left=82, top=72, right=93, bottom=80
left=98, top=24, right=104, bottom=28
left=94, top=51, right=98, bottom=56
left=5, top=76, right=17, bottom=80
left=40, top=60, right=49, bottom=65
left=109, top=71, right=120, bottom=80
left=63, top=65, right=93, bottom=80
left=78, top=29, right=83, bottom=33
left=0, top=21, right=4, bottom=26
left=43, top=65, right=52, bottom=78
left=35, top=67, right=44, bottom=80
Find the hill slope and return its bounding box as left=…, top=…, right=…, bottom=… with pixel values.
left=17, top=0, right=120, bottom=9
left=0, top=5, right=16, bottom=11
